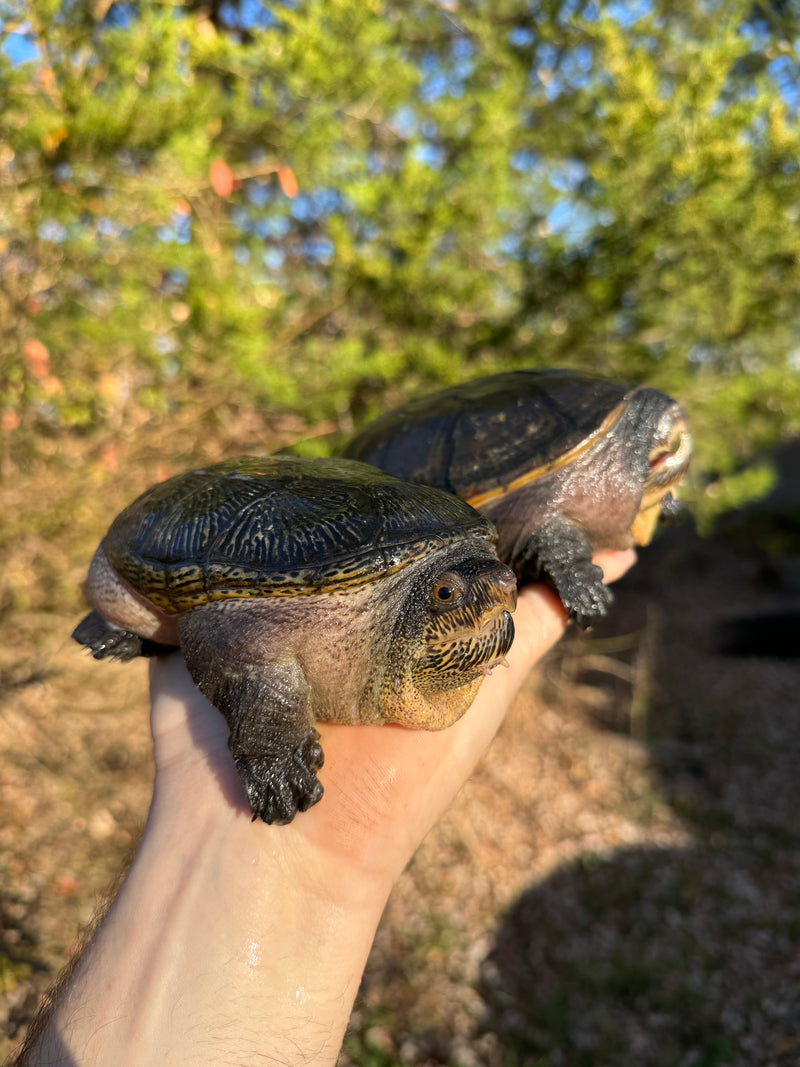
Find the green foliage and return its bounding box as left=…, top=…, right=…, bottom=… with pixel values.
left=1, top=0, right=799, bottom=522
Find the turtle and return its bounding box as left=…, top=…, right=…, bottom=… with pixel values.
left=72, top=455, right=517, bottom=824
left=343, top=369, right=691, bottom=626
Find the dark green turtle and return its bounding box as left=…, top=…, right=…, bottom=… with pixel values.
left=73, top=455, right=516, bottom=824
left=343, top=369, right=691, bottom=626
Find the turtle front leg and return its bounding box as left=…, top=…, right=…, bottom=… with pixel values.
left=516, top=518, right=611, bottom=628
left=179, top=611, right=324, bottom=824
left=222, top=661, right=324, bottom=825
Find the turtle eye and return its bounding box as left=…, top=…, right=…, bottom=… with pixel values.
left=431, top=572, right=465, bottom=608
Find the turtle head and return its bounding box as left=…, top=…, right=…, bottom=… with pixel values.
left=381, top=545, right=516, bottom=729
left=419, top=556, right=517, bottom=679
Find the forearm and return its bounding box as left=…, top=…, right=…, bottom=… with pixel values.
left=25, top=776, right=392, bottom=1066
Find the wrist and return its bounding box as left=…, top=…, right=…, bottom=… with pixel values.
left=38, top=777, right=389, bottom=1067
left=147, top=762, right=396, bottom=915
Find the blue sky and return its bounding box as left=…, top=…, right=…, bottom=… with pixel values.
left=1, top=22, right=38, bottom=64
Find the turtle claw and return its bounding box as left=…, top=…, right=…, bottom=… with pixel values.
left=480, top=655, right=511, bottom=676
left=72, top=611, right=143, bottom=661
left=236, top=732, right=325, bottom=825
left=564, top=577, right=613, bottom=629
left=72, top=610, right=174, bottom=660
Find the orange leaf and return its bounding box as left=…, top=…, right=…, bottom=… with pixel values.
left=97, top=372, right=124, bottom=405
left=36, top=67, right=57, bottom=94
left=210, top=159, right=235, bottom=198
left=100, top=442, right=119, bottom=472
left=24, top=338, right=50, bottom=379
left=277, top=163, right=299, bottom=199
left=55, top=874, right=79, bottom=896
left=1, top=409, right=20, bottom=432
left=41, top=374, right=63, bottom=397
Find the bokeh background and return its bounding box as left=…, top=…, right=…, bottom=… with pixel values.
left=2, top=2, right=799, bottom=1063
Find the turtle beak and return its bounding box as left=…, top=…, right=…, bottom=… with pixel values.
left=647, top=408, right=692, bottom=485
left=631, top=407, right=692, bottom=545
left=473, top=563, right=517, bottom=665
left=488, top=564, right=518, bottom=614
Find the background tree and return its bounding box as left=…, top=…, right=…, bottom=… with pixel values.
left=1, top=0, right=799, bottom=517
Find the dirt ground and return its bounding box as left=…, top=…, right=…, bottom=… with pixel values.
left=2, top=424, right=799, bottom=1066
left=341, top=524, right=800, bottom=1067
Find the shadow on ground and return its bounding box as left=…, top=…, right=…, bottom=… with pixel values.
left=476, top=446, right=800, bottom=1067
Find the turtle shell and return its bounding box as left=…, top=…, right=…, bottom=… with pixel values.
left=103, top=455, right=495, bottom=613
left=343, top=369, right=630, bottom=499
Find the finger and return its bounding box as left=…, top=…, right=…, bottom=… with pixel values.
left=594, top=547, right=637, bottom=586
left=149, top=652, right=229, bottom=758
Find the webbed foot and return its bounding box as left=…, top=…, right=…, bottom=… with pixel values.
left=517, top=521, right=612, bottom=628
left=558, top=565, right=613, bottom=628
left=72, top=610, right=144, bottom=661
left=235, top=731, right=325, bottom=824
